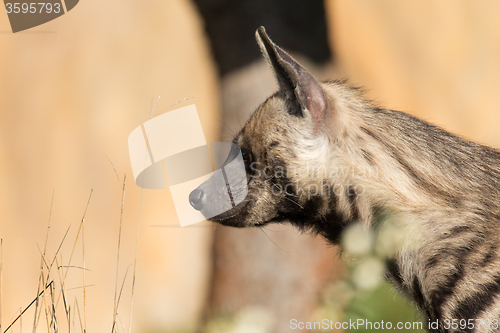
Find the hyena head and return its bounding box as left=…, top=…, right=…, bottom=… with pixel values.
left=190, top=27, right=375, bottom=242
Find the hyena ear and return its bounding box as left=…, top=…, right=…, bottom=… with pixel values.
left=256, top=26, right=327, bottom=131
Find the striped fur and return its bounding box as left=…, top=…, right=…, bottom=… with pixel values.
left=196, top=27, right=500, bottom=332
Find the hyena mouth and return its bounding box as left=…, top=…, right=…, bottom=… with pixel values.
left=208, top=201, right=252, bottom=226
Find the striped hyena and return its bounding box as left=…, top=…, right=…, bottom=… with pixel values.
left=190, top=27, right=500, bottom=333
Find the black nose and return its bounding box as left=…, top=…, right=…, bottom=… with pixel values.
left=189, top=188, right=205, bottom=211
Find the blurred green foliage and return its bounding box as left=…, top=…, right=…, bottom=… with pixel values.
left=316, top=280, right=426, bottom=333
left=344, top=281, right=425, bottom=333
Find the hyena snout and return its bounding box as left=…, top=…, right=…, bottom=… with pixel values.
left=188, top=168, right=245, bottom=220
left=189, top=187, right=205, bottom=211
left=188, top=151, right=249, bottom=222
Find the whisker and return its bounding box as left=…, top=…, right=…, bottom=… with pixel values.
left=259, top=228, right=293, bottom=253
left=283, top=196, right=303, bottom=209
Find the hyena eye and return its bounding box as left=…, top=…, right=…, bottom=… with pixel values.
left=239, top=147, right=251, bottom=165
left=239, top=147, right=258, bottom=176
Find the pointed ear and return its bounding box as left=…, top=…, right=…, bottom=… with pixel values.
left=255, top=26, right=327, bottom=132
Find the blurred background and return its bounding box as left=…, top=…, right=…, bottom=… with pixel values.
left=1, top=0, right=500, bottom=332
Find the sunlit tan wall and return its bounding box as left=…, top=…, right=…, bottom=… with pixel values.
left=327, top=0, right=500, bottom=148
left=0, top=1, right=218, bottom=332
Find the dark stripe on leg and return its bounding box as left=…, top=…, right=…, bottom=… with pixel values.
left=386, top=258, right=403, bottom=287
left=412, top=276, right=426, bottom=310
left=451, top=274, right=500, bottom=328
